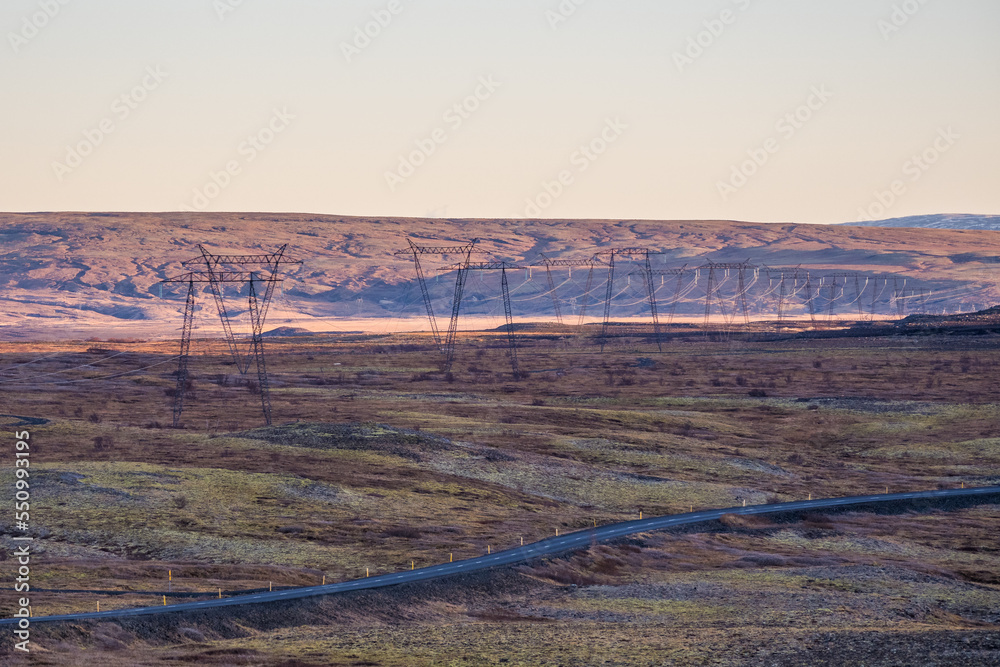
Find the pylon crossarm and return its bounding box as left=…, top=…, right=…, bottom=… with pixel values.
left=394, top=239, right=484, bottom=256
left=437, top=262, right=526, bottom=272
left=528, top=255, right=607, bottom=268
left=599, top=247, right=660, bottom=257
left=162, top=272, right=284, bottom=283
left=182, top=244, right=301, bottom=267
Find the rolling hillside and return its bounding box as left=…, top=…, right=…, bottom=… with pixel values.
left=1, top=212, right=999, bottom=339
left=846, top=214, right=1000, bottom=231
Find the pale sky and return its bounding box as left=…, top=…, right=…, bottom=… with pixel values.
left=1, top=0, right=997, bottom=223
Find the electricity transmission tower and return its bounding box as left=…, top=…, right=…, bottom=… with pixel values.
left=161, top=245, right=301, bottom=428
left=701, top=261, right=755, bottom=333
left=394, top=239, right=482, bottom=369
left=440, top=261, right=525, bottom=377
left=599, top=248, right=663, bottom=352
left=642, top=266, right=689, bottom=326
left=764, top=266, right=803, bottom=329
left=528, top=255, right=607, bottom=328
left=821, top=273, right=865, bottom=323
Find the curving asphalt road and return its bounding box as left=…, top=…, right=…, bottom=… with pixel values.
left=5, top=485, right=999, bottom=625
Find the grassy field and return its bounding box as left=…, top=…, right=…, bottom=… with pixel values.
left=0, top=327, right=998, bottom=665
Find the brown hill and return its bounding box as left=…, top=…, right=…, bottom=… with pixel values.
left=1, top=212, right=998, bottom=339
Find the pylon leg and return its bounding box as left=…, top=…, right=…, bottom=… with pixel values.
left=545, top=266, right=563, bottom=325
left=172, top=279, right=196, bottom=428
left=601, top=254, right=616, bottom=352
left=410, top=245, right=442, bottom=347
left=577, top=266, right=595, bottom=327
left=247, top=277, right=272, bottom=426
left=501, top=267, right=519, bottom=378
left=643, top=253, right=662, bottom=352
left=443, top=248, right=474, bottom=371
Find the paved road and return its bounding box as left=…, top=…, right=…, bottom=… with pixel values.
left=6, top=486, right=998, bottom=625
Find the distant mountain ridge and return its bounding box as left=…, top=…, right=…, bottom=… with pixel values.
left=845, top=214, right=1000, bottom=231
left=2, top=212, right=999, bottom=339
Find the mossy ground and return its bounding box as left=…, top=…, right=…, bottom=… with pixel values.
left=1, top=330, right=998, bottom=664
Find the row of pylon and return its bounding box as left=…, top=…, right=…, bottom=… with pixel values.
left=158, top=240, right=952, bottom=427
left=396, top=240, right=943, bottom=374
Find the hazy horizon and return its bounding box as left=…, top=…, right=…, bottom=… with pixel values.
left=2, top=0, right=998, bottom=224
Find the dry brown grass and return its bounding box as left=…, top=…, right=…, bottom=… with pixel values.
left=1, top=330, right=998, bottom=664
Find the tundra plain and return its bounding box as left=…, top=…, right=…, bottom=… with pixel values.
left=1, top=326, right=999, bottom=666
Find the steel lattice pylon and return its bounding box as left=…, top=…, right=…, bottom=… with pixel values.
left=643, top=266, right=688, bottom=326
left=700, top=261, right=756, bottom=335
left=438, top=260, right=525, bottom=378
left=500, top=265, right=520, bottom=378
left=525, top=255, right=607, bottom=328
left=599, top=248, right=664, bottom=352
left=394, top=239, right=483, bottom=367
left=162, top=245, right=301, bottom=427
